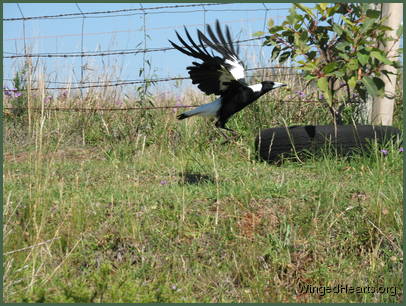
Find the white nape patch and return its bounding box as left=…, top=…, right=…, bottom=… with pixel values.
left=248, top=83, right=263, bottom=93
left=184, top=97, right=221, bottom=118
left=225, top=57, right=245, bottom=81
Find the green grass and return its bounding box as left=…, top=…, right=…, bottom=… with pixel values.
left=3, top=93, right=403, bottom=302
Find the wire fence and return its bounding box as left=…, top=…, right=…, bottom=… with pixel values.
left=3, top=66, right=302, bottom=91
left=3, top=98, right=322, bottom=113
left=3, top=3, right=318, bottom=114
left=4, top=37, right=269, bottom=58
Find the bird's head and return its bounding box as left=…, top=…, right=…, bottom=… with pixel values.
left=261, top=81, right=287, bottom=93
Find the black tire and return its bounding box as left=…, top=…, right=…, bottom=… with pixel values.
left=255, top=125, right=402, bottom=162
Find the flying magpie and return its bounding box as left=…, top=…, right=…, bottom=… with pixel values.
left=169, top=20, right=286, bottom=132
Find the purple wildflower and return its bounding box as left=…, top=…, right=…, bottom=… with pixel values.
left=380, top=149, right=388, bottom=156
left=399, top=147, right=403, bottom=153
left=4, top=87, right=21, bottom=98
left=160, top=180, right=168, bottom=185
left=318, top=93, right=324, bottom=100
left=44, top=95, right=52, bottom=103
left=296, top=90, right=306, bottom=99
left=4, top=89, right=13, bottom=97
left=115, top=100, right=123, bottom=106
left=59, top=90, right=68, bottom=99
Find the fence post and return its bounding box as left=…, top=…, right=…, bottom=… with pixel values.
left=370, top=3, right=403, bottom=125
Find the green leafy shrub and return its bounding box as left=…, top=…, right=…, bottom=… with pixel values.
left=256, top=3, right=402, bottom=124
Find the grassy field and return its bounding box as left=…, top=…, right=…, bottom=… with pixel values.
left=3, top=86, right=403, bottom=302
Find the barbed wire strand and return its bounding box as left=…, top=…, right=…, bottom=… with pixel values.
left=2, top=66, right=302, bottom=90
left=3, top=72, right=301, bottom=86
left=4, top=37, right=269, bottom=58
left=3, top=15, right=280, bottom=42
left=3, top=99, right=322, bottom=113
left=2, top=3, right=231, bottom=21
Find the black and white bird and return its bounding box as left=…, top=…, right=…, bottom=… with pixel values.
left=169, top=20, right=286, bottom=132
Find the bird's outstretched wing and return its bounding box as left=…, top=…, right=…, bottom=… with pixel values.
left=169, top=20, right=247, bottom=96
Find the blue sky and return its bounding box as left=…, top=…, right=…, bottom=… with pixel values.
left=3, top=2, right=293, bottom=94
left=3, top=2, right=403, bottom=96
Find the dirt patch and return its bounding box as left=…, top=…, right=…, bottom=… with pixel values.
left=238, top=198, right=289, bottom=238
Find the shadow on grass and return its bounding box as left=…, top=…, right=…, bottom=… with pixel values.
left=180, top=172, right=215, bottom=185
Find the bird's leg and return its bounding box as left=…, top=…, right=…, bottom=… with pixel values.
left=216, top=120, right=232, bottom=143
left=215, top=121, right=240, bottom=144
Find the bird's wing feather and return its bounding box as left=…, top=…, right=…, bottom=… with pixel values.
left=170, top=20, right=247, bottom=96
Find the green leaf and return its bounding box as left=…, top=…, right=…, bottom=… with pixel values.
left=370, top=51, right=393, bottom=65
left=317, top=77, right=328, bottom=92
left=317, top=77, right=332, bottom=105
left=360, top=17, right=375, bottom=34
left=338, top=52, right=350, bottom=61
left=332, top=24, right=343, bottom=36
left=287, top=6, right=298, bottom=24
left=300, top=30, right=308, bottom=41
left=377, top=24, right=393, bottom=32
left=336, top=41, right=350, bottom=52
left=366, top=9, right=380, bottom=19
left=348, top=76, right=357, bottom=89
left=267, top=18, right=274, bottom=28
left=373, top=77, right=385, bottom=96
left=294, top=3, right=315, bottom=18
left=330, top=70, right=345, bottom=78
left=319, top=3, right=328, bottom=11
left=252, top=31, right=265, bottom=37
left=357, top=52, right=369, bottom=66
left=341, top=16, right=355, bottom=27
left=269, top=26, right=283, bottom=34
left=279, top=51, right=291, bottom=63
left=304, top=74, right=316, bottom=81
left=327, top=5, right=339, bottom=17
left=300, top=61, right=317, bottom=71
left=347, top=58, right=359, bottom=70
left=361, top=76, right=378, bottom=97
left=271, top=46, right=281, bottom=61
left=322, top=62, right=338, bottom=74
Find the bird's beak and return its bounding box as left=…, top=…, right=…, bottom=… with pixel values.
left=273, top=82, right=287, bottom=89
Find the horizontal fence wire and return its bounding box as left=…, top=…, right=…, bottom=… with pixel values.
left=3, top=3, right=230, bottom=21
left=3, top=15, right=279, bottom=42
left=3, top=99, right=322, bottom=113
left=3, top=66, right=302, bottom=91
left=4, top=3, right=290, bottom=22
left=4, top=37, right=269, bottom=58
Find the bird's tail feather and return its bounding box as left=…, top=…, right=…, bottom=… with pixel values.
left=177, top=100, right=221, bottom=120
left=177, top=113, right=190, bottom=120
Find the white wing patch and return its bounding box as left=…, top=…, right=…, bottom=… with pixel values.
left=248, top=83, right=263, bottom=93
left=225, top=57, right=245, bottom=80
left=217, top=57, right=245, bottom=91
left=183, top=97, right=221, bottom=118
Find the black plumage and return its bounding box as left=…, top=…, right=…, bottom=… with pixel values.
left=169, top=20, right=286, bottom=131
